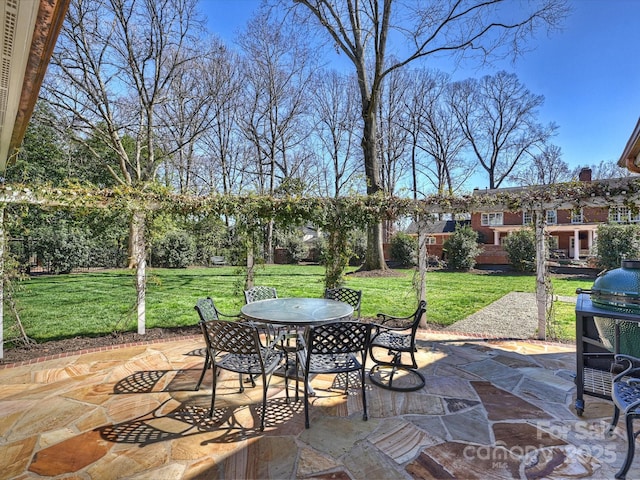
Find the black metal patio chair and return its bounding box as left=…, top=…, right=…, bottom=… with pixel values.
left=368, top=300, right=427, bottom=392
left=244, top=286, right=278, bottom=304
left=302, top=321, right=371, bottom=428
left=608, top=353, right=640, bottom=479
left=199, top=318, right=283, bottom=431
left=243, top=286, right=281, bottom=343
left=324, top=287, right=362, bottom=319
left=244, top=285, right=302, bottom=390
left=194, top=297, right=246, bottom=391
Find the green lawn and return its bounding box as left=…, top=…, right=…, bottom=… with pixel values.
left=5, top=265, right=594, bottom=345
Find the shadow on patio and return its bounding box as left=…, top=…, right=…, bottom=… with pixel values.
left=0, top=331, right=636, bottom=479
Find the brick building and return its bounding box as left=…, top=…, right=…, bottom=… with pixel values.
left=471, top=168, right=610, bottom=263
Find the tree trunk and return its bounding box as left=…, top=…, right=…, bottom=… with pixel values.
left=363, top=222, right=387, bottom=271
left=361, top=108, right=387, bottom=271
left=535, top=209, right=548, bottom=340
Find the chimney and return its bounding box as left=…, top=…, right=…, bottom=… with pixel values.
left=579, top=167, right=592, bottom=182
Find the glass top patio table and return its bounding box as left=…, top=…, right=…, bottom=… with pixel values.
left=240, top=297, right=354, bottom=325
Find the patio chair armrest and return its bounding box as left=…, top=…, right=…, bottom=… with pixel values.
left=373, top=312, right=413, bottom=330
left=613, top=354, right=640, bottom=382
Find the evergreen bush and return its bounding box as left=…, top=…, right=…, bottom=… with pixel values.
left=282, top=236, right=307, bottom=263
left=503, top=228, right=536, bottom=272
left=32, top=223, right=89, bottom=274
left=153, top=230, right=195, bottom=268
left=443, top=225, right=482, bottom=270
left=390, top=232, right=417, bottom=266
left=595, top=224, right=640, bottom=270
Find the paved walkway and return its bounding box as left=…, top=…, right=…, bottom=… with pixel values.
left=0, top=329, right=634, bottom=479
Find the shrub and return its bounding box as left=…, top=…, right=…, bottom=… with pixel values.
left=443, top=225, right=482, bottom=270
left=32, top=223, right=89, bottom=274
left=315, top=229, right=366, bottom=267
left=282, top=236, right=307, bottom=264
left=153, top=230, right=195, bottom=268
left=595, top=224, right=640, bottom=270
left=83, top=210, right=128, bottom=268
left=390, top=232, right=417, bottom=267
left=274, top=229, right=308, bottom=264
left=192, top=215, right=228, bottom=266
left=503, top=229, right=536, bottom=272
left=315, top=236, right=328, bottom=265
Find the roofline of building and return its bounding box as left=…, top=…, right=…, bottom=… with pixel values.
left=2, top=0, right=70, bottom=172
left=472, top=174, right=630, bottom=197
left=618, top=117, right=640, bottom=173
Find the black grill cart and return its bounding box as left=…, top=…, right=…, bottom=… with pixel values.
left=575, top=293, right=640, bottom=415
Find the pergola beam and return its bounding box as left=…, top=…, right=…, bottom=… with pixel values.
left=0, top=178, right=638, bottom=357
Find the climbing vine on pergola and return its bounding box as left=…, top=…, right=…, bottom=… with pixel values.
left=0, top=176, right=639, bottom=357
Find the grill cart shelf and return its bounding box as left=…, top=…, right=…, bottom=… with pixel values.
left=575, top=293, right=640, bottom=416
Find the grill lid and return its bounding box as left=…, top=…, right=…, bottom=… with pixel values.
left=588, top=260, right=640, bottom=312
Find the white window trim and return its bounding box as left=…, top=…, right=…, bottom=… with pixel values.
left=571, top=208, right=584, bottom=224
left=481, top=212, right=504, bottom=226
left=546, top=210, right=557, bottom=225
left=610, top=205, right=640, bottom=223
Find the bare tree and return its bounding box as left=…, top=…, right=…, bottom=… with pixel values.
left=42, top=0, right=204, bottom=333
left=377, top=65, right=411, bottom=198
left=586, top=159, right=635, bottom=180
left=44, top=0, right=204, bottom=248
left=510, top=144, right=571, bottom=186
left=450, top=71, right=557, bottom=189
left=405, top=69, right=472, bottom=197
left=195, top=40, right=248, bottom=196
left=156, top=40, right=230, bottom=194
left=311, top=70, right=363, bottom=197
left=401, top=69, right=434, bottom=201
left=237, top=13, right=316, bottom=262
left=291, top=0, right=569, bottom=271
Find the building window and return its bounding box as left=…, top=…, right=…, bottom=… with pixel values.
left=426, top=236, right=436, bottom=245
left=610, top=206, right=626, bottom=222
left=610, top=206, right=640, bottom=223
left=523, top=211, right=532, bottom=225
left=571, top=208, right=584, bottom=224
left=481, top=212, right=503, bottom=226
left=546, top=210, right=557, bottom=225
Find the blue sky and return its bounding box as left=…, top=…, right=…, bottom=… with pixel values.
left=200, top=0, right=640, bottom=178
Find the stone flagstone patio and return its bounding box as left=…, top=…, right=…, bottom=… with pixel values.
left=0, top=330, right=636, bottom=479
